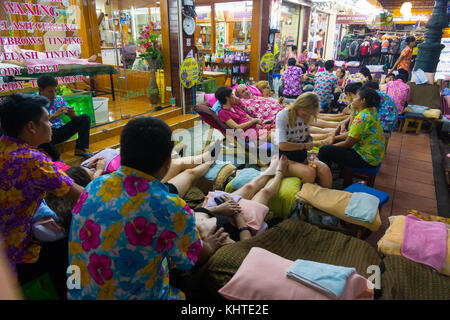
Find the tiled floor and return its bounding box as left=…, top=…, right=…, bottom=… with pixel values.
left=366, top=130, right=437, bottom=246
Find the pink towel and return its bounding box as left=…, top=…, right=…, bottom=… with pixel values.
left=401, top=215, right=447, bottom=270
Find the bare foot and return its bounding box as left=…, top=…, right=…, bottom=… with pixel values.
left=262, top=155, right=279, bottom=176
left=277, top=154, right=288, bottom=176
left=204, top=139, right=222, bottom=162
left=88, top=55, right=97, bottom=63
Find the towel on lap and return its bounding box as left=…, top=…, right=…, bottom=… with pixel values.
left=401, top=215, right=448, bottom=271
left=205, top=191, right=242, bottom=207
left=81, top=148, right=120, bottom=173
left=286, top=260, right=356, bottom=299
left=345, top=192, right=379, bottom=224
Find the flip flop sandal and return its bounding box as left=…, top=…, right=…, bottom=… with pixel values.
left=75, top=151, right=93, bottom=158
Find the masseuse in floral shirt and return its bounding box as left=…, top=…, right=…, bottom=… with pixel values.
left=0, top=94, right=83, bottom=298
left=68, top=117, right=228, bottom=300
left=281, top=58, right=303, bottom=99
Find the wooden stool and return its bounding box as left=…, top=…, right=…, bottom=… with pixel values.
left=402, top=112, right=426, bottom=135
left=343, top=164, right=381, bottom=188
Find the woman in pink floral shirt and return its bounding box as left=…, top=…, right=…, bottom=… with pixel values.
left=384, top=72, right=410, bottom=114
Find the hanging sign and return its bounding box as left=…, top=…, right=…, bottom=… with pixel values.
left=260, top=52, right=275, bottom=73
left=180, top=57, right=199, bottom=88
left=120, top=13, right=129, bottom=25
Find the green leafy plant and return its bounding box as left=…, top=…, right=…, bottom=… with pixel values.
left=138, top=22, right=163, bottom=68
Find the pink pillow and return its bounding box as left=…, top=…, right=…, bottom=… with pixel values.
left=202, top=193, right=269, bottom=232
left=205, top=94, right=217, bottom=107
left=218, top=247, right=374, bottom=300
left=54, top=161, right=70, bottom=172
left=106, top=155, right=121, bottom=174
left=231, top=84, right=262, bottom=97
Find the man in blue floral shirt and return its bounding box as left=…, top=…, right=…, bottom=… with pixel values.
left=314, top=60, right=338, bottom=111
left=36, top=75, right=91, bottom=161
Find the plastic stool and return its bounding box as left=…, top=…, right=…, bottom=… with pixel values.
left=344, top=183, right=390, bottom=208
left=343, top=164, right=381, bottom=188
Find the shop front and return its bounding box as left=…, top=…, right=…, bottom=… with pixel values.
left=194, top=1, right=253, bottom=88
left=0, top=0, right=174, bottom=126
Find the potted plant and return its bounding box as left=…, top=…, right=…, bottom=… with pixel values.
left=138, top=22, right=163, bottom=106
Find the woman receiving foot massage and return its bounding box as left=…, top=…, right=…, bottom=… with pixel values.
left=275, top=92, right=333, bottom=188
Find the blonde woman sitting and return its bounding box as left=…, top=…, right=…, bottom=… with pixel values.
left=275, top=92, right=332, bottom=188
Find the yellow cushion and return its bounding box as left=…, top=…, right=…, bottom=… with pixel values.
left=423, top=109, right=441, bottom=119
left=378, top=215, right=450, bottom=276
left=296, top=183, right=381, bottom=231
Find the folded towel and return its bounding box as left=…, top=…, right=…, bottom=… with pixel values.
left=286, top=260, right=356, bottom=299
left=344, top=192, right=379, bottom=224
left=231, top=168, right=261, bottom=190
left=401, top=215, right=447, bottom=271
left=211, top=100, right=222, bottom=115
left=204, top=162, right=228, bottom=181
left=407, top=105, right=429, bottom=114
left=205, top=191, right=242, bottom=207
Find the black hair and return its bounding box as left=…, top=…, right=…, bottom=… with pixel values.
left=397, top=68, right=409, bottom=83
left=66, top=166, right=92, bottom=187
left=120, top=117, right=174, bottom=175
left=0, top=93, right=49, bottom=138
left=288, top=58, right=297, bottom=66
left=406, top=36, right=416, bottom=45
left=396, top=72, right=408, bottom=83
left=325, top=60, right=334, bottom=71
left=291, top=45, right=298, bottom=51
left=359, top=66, right=373, bottom=81
left=363, top=81, right=380, bottom=91
left=344, top=82, right=363, bottom=94
left=315, top=60, right=324, bottom=68
left=37, top=75, right=58, bottom=89
left=215, top=86, right=233, bottom=105
left=357, top=87, right=381, bottom=109
left=194, top=46, right=199, bottom=55
left=45, top=166, right=92, bottom=232
left=386, top=73, right=396, bottom=79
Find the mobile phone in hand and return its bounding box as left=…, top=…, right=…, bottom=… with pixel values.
left=214, top=196, right=225, bottom=205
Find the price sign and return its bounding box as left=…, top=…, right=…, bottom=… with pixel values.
left=180, top=57, right=199, bottom=88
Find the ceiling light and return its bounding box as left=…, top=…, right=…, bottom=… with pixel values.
left=400, top=2, right=413, bottom=21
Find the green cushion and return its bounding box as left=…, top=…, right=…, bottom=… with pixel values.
left=225, top=177, right=302, bottom=219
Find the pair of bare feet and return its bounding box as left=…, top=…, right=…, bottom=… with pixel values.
left=263, top=155, right=289, bottom=176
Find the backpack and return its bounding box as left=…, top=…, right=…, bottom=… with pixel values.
left=348, top=40, right=360, bottom=59
left=360, top=41, right=371, bottom=56
left=381, top=39, right=390, bottom=54
left=389, top=38, right=400, bottom=55
left=370, top=40, right=381, bottom=56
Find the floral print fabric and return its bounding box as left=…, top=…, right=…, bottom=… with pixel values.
left=34, top=93, right=68, bottom=129
left=0, top=135, right=73, bottom=269
left=68, top=166, right=202, bottom=300
left=397, top=46, right=412, bottom=72
left=377, top=90, right=398, bottom=133
left=281, top=66, right=303, bottom=97
left=348, top=109, right=385, bottom=167
left=338, top=73, right=368, bottom=105
left=314, top=71, right=338, bottom=106
left=239, top=97, right=283, bottom=125
left=385, top=79, right=410, bottom=114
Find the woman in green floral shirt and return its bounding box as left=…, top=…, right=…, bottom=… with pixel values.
left=318, top=87, right=385, bottom=169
